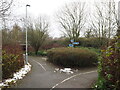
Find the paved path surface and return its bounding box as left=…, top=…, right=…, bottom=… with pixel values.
left=0, top=48, right=2, bottom=82
left=12, top=56, right=98, bottom=88
left=0, top=64, right=2, bottom=82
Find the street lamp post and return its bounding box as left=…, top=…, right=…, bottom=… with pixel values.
left=117, top=2, right=120, bottom=37
left=26, top=4, right=30, bottom=64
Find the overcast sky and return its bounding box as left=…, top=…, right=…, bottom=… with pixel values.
left=11, top=0, right=120, bottom=38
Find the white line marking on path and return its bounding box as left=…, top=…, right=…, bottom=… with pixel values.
left=32, top=60, right=46, bottom=71
left=51, top=70, right=97, bottom=90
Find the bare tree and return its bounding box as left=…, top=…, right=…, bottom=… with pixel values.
left=90, top=0, right=118, bottom=40
left=28, top=16, right=49, bottom=55
left=2, top=24, right=23, bottom=45
left=0, top=0, right=13, bottom=29
left=57, top=2, right=86, bottom=41
left=84, top=28, right=94, bottom=38
left=0, top=0, right=13, bottom=16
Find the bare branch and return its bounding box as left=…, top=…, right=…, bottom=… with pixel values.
left=0, top=0, right=13, bottom=16
left=57, top=2, right=86, bottom=41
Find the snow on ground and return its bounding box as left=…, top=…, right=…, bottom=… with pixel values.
left=42, top=57, right=47, bottom=61
left=54, top=68, right=74, bottom=74
left=0, top=63, right=31, bottom=87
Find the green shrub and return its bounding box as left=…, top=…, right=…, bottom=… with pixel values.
left=78, top=47, right=101, bottom=55
left=28, top=51, right=47, bottom=56
left=2, top=44, right=24, bottom=79
left=28, top=52, right=36, bottom=56
left=95, top=36, right=120, bottom=89
left=37, top=51, right=47, bottom=56
left=78, top=37, right=109, bottom=48
left=47, top=47, right=98, bottom=67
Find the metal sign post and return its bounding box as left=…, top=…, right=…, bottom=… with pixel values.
left=69, top=39, right=79, bottom=47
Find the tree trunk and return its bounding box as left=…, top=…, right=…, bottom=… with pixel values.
left=35, top=48, right=39, bottom=55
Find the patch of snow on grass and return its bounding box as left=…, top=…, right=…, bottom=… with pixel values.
left=42, top=57, right=47, bottom=61
left=54, top=68, right=59, bottom=72
left=0, top=63, right=31, bottom=87
left=60, top=68, right=73, bottom=74
left=54, top=68, right=74, bottom=74
left=55, top=68, right=59, bottom=71
left=0, top=83, right=8, bottom=87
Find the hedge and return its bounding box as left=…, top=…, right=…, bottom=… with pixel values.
left=28, top=51, right=47, bottom=56
left=78, top=37, right=109, bottom=48
left=95, top=39, right=120, bottom=89
left=47, top=47, right=98, bottom=67
left=2, top=44, right=24, bottom=79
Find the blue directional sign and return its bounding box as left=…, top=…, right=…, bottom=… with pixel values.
left=69, top=44, right=74, bottom=47
left=69, top=39, right=79, bottom=47
left=70, top=39, right=74, bottom=43
left=73, top=42, right=79, bottom=45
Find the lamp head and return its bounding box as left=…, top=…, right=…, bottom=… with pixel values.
left=26, top=4, right=30, bottom=7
